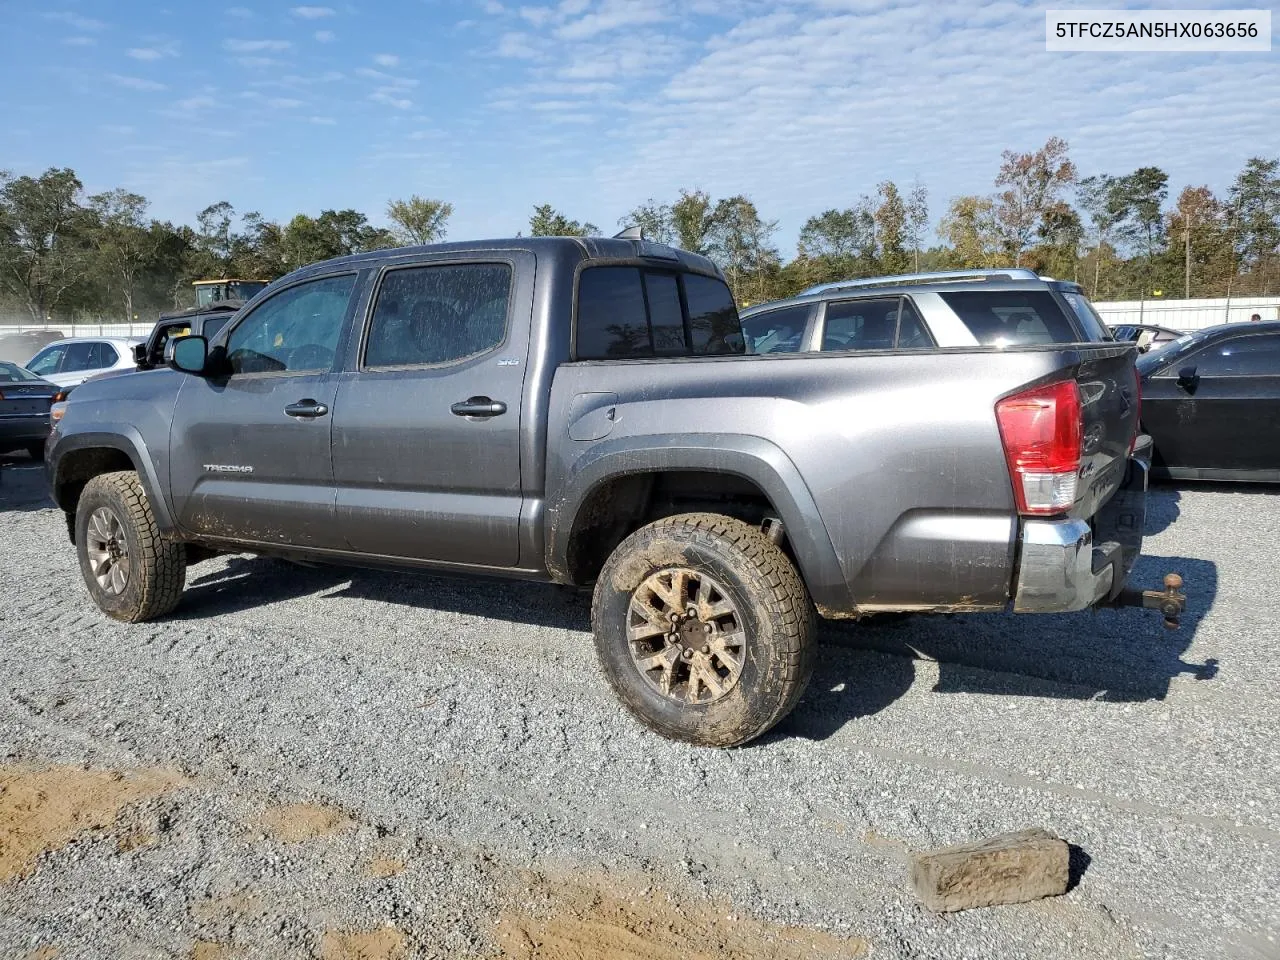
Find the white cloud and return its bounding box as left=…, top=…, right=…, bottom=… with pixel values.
left=481, top=0, right=506, bottom=12
left=355, top=68, right=417, bottom=88
left=236, top=56, right=288, bottom=68
left=267, top=97, right=305, bottom=108
left=223, top=39, right=293, bottom=53
left=314, top=30, right=336, bottom=42
left=128, top=41, right=180, bottom=61
left=176, top=95, right=217, bottom=110
left=555, top=0, right=667, bottom=40
left=373, top=53, right=400, bottom=68
left=63, top=36, right=97, bottom=46
left=497, top=32, right=542, bottom=59
left=45, top=11, right=106, bottom=31
left=370, top=88, right=414, bottom=109
left=310, top=116, right=338, bottom=125
left=291, top=5, right=336, bottom=17
left=107, top=74, right=167, bottom=91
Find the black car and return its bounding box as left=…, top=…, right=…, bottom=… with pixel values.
left=0, top=361, right=60, bottom=459
left=1138, top=321, right=1280, bottom=481
left=1110, top=323, right=1183, bottom=353
left=0, top=330, right=66, bottom=366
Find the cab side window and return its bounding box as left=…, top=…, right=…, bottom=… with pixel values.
left=364, top=263, right=511, bottom=368
left=226, top=274, right=357, bottom=375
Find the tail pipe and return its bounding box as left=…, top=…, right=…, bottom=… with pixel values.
left=1109, top=573, right=1187, bottom=629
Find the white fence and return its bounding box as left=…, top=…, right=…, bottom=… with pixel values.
left=1, top=322, right=155, bottom=339
left=1091, top=296, right=1280, bottom=332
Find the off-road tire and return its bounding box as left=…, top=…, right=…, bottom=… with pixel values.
left=592, top=513, right=815, bottom=747
left=75, top=471, right=186, bottom=622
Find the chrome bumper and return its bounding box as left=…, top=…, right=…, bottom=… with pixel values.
left=1013, top=453, right=1148, bottom=614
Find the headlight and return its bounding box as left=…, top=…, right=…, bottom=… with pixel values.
left=50, top=401, right=68, bottom=424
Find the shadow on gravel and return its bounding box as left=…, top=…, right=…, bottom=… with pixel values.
left=0, top=453, right=51, bottom=514
left=783, top=550, right=1219, bottom=742
left=1146, top=480, right=1280, bottom=535
left=178, top=556, right=593, bottom=631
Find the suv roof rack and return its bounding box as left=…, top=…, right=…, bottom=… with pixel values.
left=799, top=268, right=1042, bottom=296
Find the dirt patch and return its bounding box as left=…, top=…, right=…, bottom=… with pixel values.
left=0, top=765, right=185, bottom=883
left=24, top=948, right=58, bottom=960
left=317, top=927, right=409, bottom=960
left=364, top=857, right=406, bottom=878
left=255, top=802, right=349, bottom=843
left=494, top=872, right=868, bottom=960
left=190, top=943, right=235, bottom=960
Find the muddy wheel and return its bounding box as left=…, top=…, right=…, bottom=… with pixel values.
left=75, top=471, right=185, bottom=623
left=592, top=513, right=815, bottom=747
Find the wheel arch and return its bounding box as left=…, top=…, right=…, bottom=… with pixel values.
left=50, top=430, right=176, bottom=538
left=546, top=434, right=854, bottom=616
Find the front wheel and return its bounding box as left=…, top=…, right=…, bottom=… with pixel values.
left=592, top=513, right=815, bottom=747
left=75, top=471, right=186, bottom=623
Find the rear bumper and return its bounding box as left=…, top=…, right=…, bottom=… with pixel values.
left=1013, top=448, right=1148, bottom=613
left=0, top=414, right=52, bottom=444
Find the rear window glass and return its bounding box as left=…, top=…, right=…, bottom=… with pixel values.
left=1060, top=291, right=1111, bottom=341
left=939, top=290, right=1082, bottom=345
left=575, top=267, right=744, bottom=360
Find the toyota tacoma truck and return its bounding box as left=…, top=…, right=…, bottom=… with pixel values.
left=46, top=237, right=1182, bottom=747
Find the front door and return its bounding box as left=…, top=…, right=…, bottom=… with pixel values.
left=1144, top=332, right=1280, bottom=472
left=169, top=272, right=361, bottom=548
left=331, top=255, right=531, bottom=566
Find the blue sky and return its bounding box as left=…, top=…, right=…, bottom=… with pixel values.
left=0, top=1, right=1276, bottom=251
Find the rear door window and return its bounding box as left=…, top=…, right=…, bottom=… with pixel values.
left=939, top=290, right=1082, bottom=345
left=683, top=274, right=743, bottom=355
left=89, top=342, right=118, bottom=368
left=742, top=304, right=810, bottom=354
left=822, top=298, right=901, bottom=351
left=61, top=342, right=98, bottom=373
left=1060, top=291, right=1111, bottom=341
left=644, top=272, right=686, bottom=356
left=576, top=267, right=652, bottom=359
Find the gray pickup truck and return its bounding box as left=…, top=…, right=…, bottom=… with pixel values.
left=46, top=237, right=1181, bottom=747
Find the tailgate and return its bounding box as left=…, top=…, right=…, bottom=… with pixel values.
left=1071, top=343, right=1140, bottom=519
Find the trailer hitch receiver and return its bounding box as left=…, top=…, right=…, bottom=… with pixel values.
left=1111, top=573, right=1186, bottom=629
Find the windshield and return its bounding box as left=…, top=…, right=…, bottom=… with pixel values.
left=0, top=361, right=41, bottom=382
left=1136, top=331, right=1204, bottom=375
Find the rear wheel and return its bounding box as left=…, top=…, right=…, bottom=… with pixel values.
left=592, top=513, right=815, bottom=747
left=75, top=471, right=185, bottom=622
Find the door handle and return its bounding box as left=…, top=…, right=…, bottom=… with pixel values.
left=451, top=396, right=507, bottom=418
left=284, top=399, right=329, bottom=418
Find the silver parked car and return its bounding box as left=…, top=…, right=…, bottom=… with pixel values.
left=24, top=337, right=144, bottom=389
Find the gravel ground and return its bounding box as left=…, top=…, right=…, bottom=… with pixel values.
left=0, top=451, right=1277, bottom=960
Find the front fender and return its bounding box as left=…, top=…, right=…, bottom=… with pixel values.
left=546, top=433, right=854, bottom=616
left=47, top=428, right=177, bottom=536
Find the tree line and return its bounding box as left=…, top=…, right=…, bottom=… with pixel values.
left=2, top=140, right=1277, bottom=322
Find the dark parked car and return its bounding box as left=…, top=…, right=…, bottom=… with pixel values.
left=1139, top=320, right=1280, bottom=481
left=1110, top=323, right=1183, bottom=353
left=0, top=361, right=60, bottom=459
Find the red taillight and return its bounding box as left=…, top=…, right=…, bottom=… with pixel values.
left=996, top=379, right=1083, bottom=516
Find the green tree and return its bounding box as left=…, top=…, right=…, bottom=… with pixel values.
left=618, top=199, right=675, bottom=244
left=874, top=180, right=911, bottom=274
left=386, top=195, right=453, bottom=246
left=939, top=195, right=1001, bottom=268
left=1116, top=167, right=1169, bottom=299
left=529, top=204, right=597, bottom=237
left=1168, top=186, right=1231, bottom=298
left=904, top=181, right=929, bottom=272
left=1227, top=156, right=1280, bottom=293
left=670, top=189, right=718, bottom=254
left=1077, top=174, right=1128, bottom=296
left=992, top=136, right=1077, bottom=266
left=0, top=167, right=92, bottom=320
left=87, top=189, right=157, bottom=321
left=708, top=195, right=778, bottom=304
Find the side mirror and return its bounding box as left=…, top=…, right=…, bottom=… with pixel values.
left=132, top=342, right=147, bottom=366
left=170, top=335, right=209, bottom=375
left=1177, top=365, right=1199, bottom=389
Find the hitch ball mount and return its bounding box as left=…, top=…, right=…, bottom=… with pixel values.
left=1112, top=573, right=1187, bottom=630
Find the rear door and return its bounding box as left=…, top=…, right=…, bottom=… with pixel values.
left=169, top=272, right=361, bottom=548
left=330, top=253, right=533, bottom=566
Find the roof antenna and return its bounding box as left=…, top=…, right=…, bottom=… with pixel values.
left=613, top=225, right=644, bottom=240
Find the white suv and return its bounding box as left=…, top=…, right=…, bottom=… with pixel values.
left=25, top=337, right=143, bottom=389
